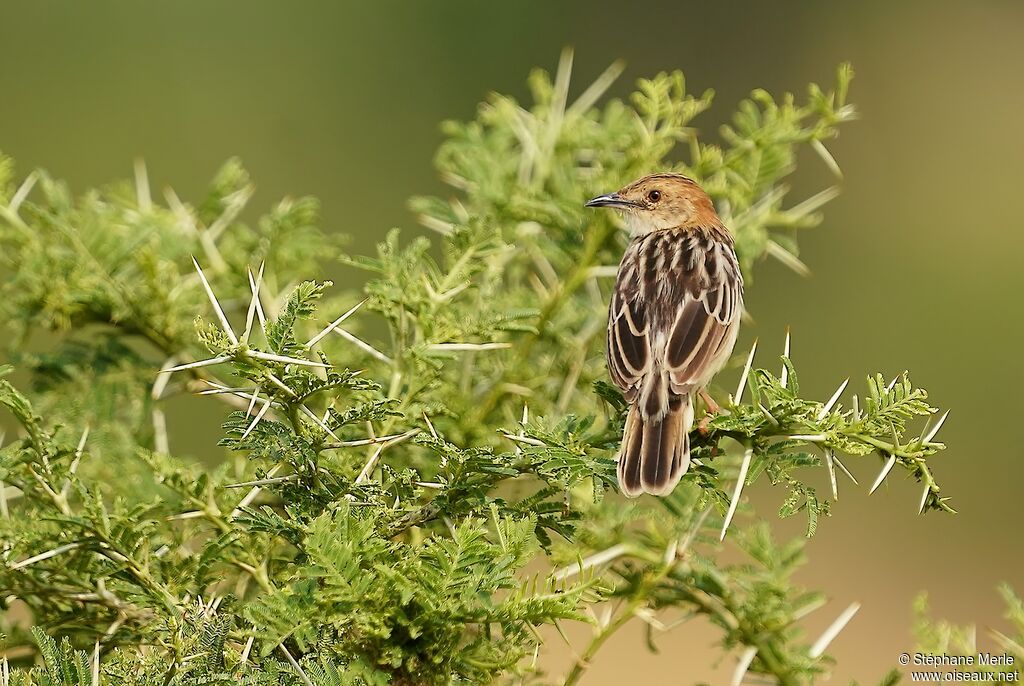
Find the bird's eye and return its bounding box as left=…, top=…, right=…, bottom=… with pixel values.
left=647, top=190, right=661, bottom=203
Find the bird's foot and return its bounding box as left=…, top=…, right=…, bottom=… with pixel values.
left=699, top=389, right=721, bottom=415
left=697, top=414, right=712, bottom=436
left=697, top=389, right=721, bottom=436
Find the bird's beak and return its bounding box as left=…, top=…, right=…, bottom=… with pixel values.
left=585, top=192, right=638, bottom=209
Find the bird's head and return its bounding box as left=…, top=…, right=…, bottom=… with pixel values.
left=585, top=173, right=721, bottom=234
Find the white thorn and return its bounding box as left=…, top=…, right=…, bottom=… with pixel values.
left=567, top=57, right=625, bottom=116
left=423, top=412, right=438, bottom=439
left=731, top=646, right=758, bottom=686
left=331, top=326, right=393, bottom=364
left=780, top=329, right=791, bottom=388
left=812, top=139, right=844, bottom=179
left=851, top=394, right=860, bottom=422
left=191, top=257, right=238, bottom=345
left=824, top=449, right=838, bottom=500
left=917, top=415, right=932, bottom=444
left=500, top=433, right=546, bottom=447
left=720, top=445, right=753, bottom=541
left=165, top=510, right=205, bottom=521
left=218, top=387, right=263, bottom=407
left=0, top=432, right=7, bottom=519
left=305, top=299, right=366, bottom=349
left=586, top=265, right=619, bottom=279
left=61, top=425, right=91, bottom=497
left=134, top=158, right=151, bottom=212
left=162, top=355, right=231, bottom=373
left=151, top=358, right=176, bottom=400
left=918, top=484, right=930, bottom=514
left=789, top=185, right=843, bottom=219
left=522, top=403, right=529, bottom=426
left=818, top=378, right=850, bottom=420
left=247, top=350, right=331, bottom=368
left=224, top=474, right=297, bottom=489
left=91, top=638, right=100, bottom=686
left=231, top=465, right=281, bottom=519
left=355, top=429, right=420, bottom=483
left=552, top=543, right=631, bottom=582
left=10, top=171, right=38, bottom=214
left=73, top=425, right=90, bottom=460
left=247, top=263, right=268, bottom=335
left=241, top=399, right=273, bottom=439
left=832, top=454, right=858, bottom=485
left=264, top=372, right=297, bottom=397
left=241, top=263, right=265, bottom=345
left=676, top=508, right=711, bottom=559
left=788, top=434, right=826, bottom=442
left=324, top=432, right=410, bottom=447
left=766, top=240, right=811, bottom=277
left=734, top=340, right=758, bottom=404
left=207, top=185, right=253, bottom=241
left=792, top=595, right=828, bottom=622
left=245, top=390, right=259, bottom=416
left=426, top=342, right=512, bottom=352
left=988, top=629, right=1024, bottom=657
left=757, top=403, right=779, bottom=425
left=662, top=536, right=680, bottom=567
left=355, top=443, right=386, bottom=484
left=923, top=410, right=949, bottom=443
left=869, top=455, right=897, bottom=494
left=886, top=376, right=899, bottom=393
left=10, top=542, right=82, bottom=570
left=164, top=187, right=191, bottom=230
left=299, top=405, right=340, bottom=441
left=810, top=603, right=860, bottom=658
left=279, top=645, right=314, bottom=686
left=198, top=386, right=251, bottom=396
left=240, top=635, right=255, bottom=667
left=598, top=605, right=614, bottom=631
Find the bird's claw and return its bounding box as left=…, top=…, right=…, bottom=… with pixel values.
left=697, top=389, right=721, bottom=436
left=698, top=389, right=721, bottom=415
left=697, top=414, right=712, bottom=437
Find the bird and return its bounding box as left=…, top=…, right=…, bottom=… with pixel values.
left=586, top=173, right=743, bottom=497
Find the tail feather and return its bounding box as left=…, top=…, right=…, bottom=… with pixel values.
left=618, top=408, right=644, bottom=496
left=617, top=393, right=693, bottom=498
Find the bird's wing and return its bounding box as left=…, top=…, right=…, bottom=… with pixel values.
left=607, top=233, right=743, bottom=401
left=663, top=240, right=743, bottom=392
left=607, top=283, right=649, bottom=401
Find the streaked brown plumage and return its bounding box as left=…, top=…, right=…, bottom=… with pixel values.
left=586, top=174, right=743, bottom=497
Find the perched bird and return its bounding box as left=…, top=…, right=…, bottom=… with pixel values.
left=586, top=174, right=743, bottom=497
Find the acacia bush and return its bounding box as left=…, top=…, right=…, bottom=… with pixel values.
left=0, top=53, right=1013, bottom=685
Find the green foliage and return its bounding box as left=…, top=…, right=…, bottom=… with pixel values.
left=908, top=586, right=1024, bottom=682
left=0, top=53, right=961, bottom=685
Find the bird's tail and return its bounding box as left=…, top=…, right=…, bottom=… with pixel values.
left=617, top=376, right=693, bottom=498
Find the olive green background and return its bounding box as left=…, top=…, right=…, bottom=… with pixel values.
left=2, top=1, right=1021, bottom=682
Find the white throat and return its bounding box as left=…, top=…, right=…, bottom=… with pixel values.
left=624, top=211, right=676, bottom=235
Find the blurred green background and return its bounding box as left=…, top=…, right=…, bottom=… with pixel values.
left=2, top=1, right=1021, bottom=682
